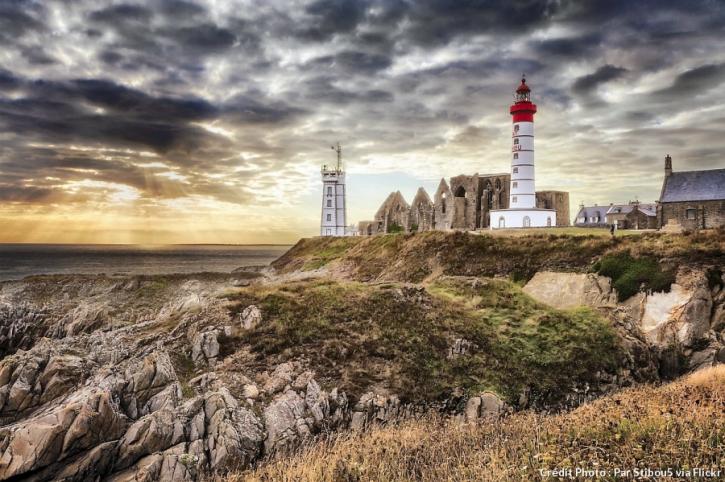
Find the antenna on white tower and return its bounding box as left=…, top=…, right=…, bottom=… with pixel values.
left=331, top=142, right=342, bottom=171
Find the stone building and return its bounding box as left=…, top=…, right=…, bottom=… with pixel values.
left=657, top=155, right=725, bottom=230
left=358, top=174, right=569, bottom=235
left=433, top=179, right=453, bottom=230
left=606, top=202, right=657, bottom=229
left=535, top=191, right=570, bottom=227
left=409, top=188, right=434, bottom=232
left=574, top=204, right=608, bottom=227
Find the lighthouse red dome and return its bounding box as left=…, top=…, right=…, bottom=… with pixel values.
left=510, top=76, right=536, bottom=121
left=516, top=77, right=530, bottom=94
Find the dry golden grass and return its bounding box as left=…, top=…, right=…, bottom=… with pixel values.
left=225, top=366, right=724, bottom=482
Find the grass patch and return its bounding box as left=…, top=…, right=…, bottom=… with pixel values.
left=224, top=277, right=623, bottom=406
left=226, top=366, right=725, bottom=482
left=592, top=252, right=675, bottom=301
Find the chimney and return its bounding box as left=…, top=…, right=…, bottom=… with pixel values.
left=664, top=154, right=672, bottom=177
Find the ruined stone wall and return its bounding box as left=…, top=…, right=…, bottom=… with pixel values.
left=659, top=200, right=725, bottom=230
left=433, top=181, right=452, bottom=230
left=536, top=191, right=570, bottom=226
left=478, top=174, right=509, bottom=228
left=449, top=175, right=479, bottom=230
left=358, top=221, right=383, bottom=236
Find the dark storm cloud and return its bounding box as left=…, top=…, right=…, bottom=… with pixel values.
left=0, top=1, right=46, bottom=40
left=308, top=50, right=392, bottom=73
left=572, top=65, right=628, bottom=95
left=651, top=64, right=725, bottom=99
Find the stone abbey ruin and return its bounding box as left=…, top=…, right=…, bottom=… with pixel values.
left=358, top=173, right=570, bottom=235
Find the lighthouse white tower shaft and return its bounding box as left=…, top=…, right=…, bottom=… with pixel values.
left=320, top=143, right=347, bottom=236
left=510, top=120, right=535, bottom=208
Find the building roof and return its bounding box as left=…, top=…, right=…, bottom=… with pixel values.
left=637, top=204, right=657, bottom=217
left=576, top=205, right=608, bottom=221
left=660, top=169, right=725, bottom=203
left=606, top=204, right=633, bottom=215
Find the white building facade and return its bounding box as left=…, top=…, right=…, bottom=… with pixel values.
left=320, top=144, right=347, bottom=236
left=490, top=78, right=556, bottom=229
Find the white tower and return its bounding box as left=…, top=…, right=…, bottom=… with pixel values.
left=320, top=143, right=347, bottom=236
left=510, top=78, right=536, bottom=209
left=490, top=77, right=556, bottom=229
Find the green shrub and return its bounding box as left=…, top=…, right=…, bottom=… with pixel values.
left=387, top=222, right=404, bottom=233
left=593, top=252, right=675, bottom=301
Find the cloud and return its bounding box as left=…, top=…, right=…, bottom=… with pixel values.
left=650, top=63, right=725, bottom=99
left=0, top=0, right=724, bottom=242
left=572, top=65, right=628, bottom=95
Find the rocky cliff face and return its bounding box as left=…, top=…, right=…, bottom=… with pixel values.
left=0, top=232, right=722, bottom=481
left=524, top=267, right=725, bottom=375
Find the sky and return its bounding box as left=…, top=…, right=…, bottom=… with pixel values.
left=1, top=0, right=725, bottom=244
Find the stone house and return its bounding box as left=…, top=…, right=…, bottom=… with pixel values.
left=606, top=202, right=657, bottom=229
left=657, top=155, right=725, bottom=230
left=574, top=205, right=608, bottom=227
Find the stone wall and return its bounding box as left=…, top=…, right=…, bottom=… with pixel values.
left=659, top=200, right=725, bottom=230
left=449, top=175, right=479, bottom=230
left=625, top=209, right=657, bottom=229
left=362, top=176, right=570, bottom=234
left=535, top=190, right=570, bottom=226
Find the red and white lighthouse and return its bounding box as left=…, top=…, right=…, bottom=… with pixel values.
left=509, top=77, right=537, bottom=209
left=489, top=77, right=556, bottom=229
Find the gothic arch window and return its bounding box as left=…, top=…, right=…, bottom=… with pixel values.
left=441, top=192, right=447, bottom=213
left=454, top=186, right=466, bottom=197
left=498, top=216, right=505, bottom=228
left=485, top=181, right=493, bottom=206
left=495, top=179, right=501, bottom=190
left=523, top=216, right=531, bottom=227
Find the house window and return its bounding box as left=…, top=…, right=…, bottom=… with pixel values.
left=547, top=217, right=552, bottom=227
left=512, top=182, right=518, bottom=188
left=512, top=196, right=517, bottom=203
left=327, top=186, right=332, bottom=195
left=498, top=216, right=505, bottom=228
left=686, top=208, right=696, bottom=220
left=513, top=167, right=518, bottom=173
left=523, top=216, right=531, bottom=227
left=326, top=199, right=332, bottom=207
left=326, top=214, right=332, bottom=221
left=513, top=153, right=518, bottom=159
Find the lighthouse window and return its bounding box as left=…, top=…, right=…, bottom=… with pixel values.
left=512, top=182, right=518, bottom=188
left=513, top=167, right=518, bottom=173
left=326, top=200, right=332, bottom=207
left=327, top=186, right=332, bottom=195
left=513, top=153, right=518, bottom=159
left=512, top=196, right=517, bottom=203
left=326, top=214, right=332, bottom=221
left=513, top=138, right=519, bottom=145
left=514, top=125, right=519, bottom=133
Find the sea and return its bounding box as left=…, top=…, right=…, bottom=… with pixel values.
left=0, top=244, right=293, bottom=282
